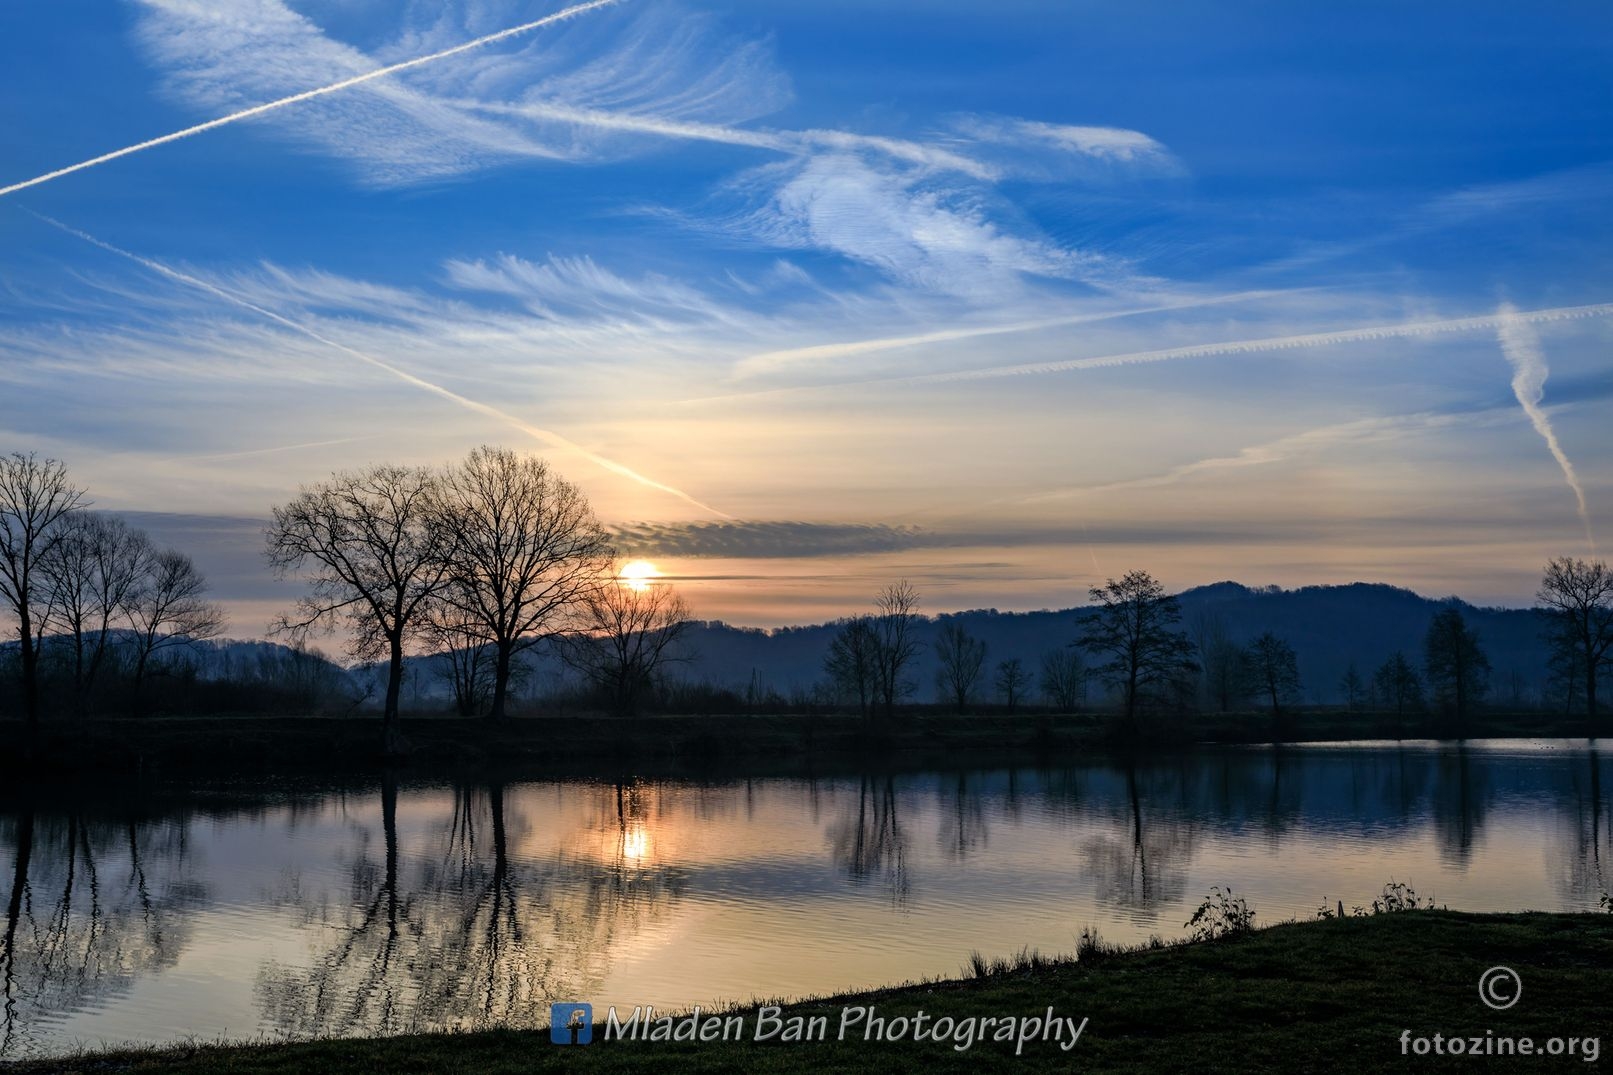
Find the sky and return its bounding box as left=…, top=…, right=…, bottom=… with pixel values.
left=1, top=0, right=1611, bottom=634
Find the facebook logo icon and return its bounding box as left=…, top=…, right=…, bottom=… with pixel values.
left=551, top=1002, right=593, bottom=1045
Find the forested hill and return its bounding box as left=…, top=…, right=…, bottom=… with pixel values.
left=676, top=582, right=1553, bottom=707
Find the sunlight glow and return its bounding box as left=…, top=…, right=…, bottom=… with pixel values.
left=620, top=559, right=660, bottom=592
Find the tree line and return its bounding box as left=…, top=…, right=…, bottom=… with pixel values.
left=822, top=562, right=1613, bottom=737
left=0, top=448, right=693, bottom=747
left=6, top=447, right=1610, bottom=741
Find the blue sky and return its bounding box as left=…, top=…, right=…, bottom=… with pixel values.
left=2, top=0, right=1610, bottom=630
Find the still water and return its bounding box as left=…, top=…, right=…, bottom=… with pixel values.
left=1, top=740, right=1608, bottom=1059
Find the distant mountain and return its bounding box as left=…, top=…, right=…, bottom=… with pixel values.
left=664, top=582, right=1555, bottom=707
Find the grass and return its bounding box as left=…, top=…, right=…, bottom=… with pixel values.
left=6, top=911, right=1609, bottom=1073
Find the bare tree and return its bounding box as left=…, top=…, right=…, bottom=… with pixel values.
left=1078, top=570, right=1197, bottom=732
left=265, top=464, right=453, bottom=751
left=38, top=513, right=144, bottom=714
left=933, top=621, right=986, bottom=713
left=871, top=581, right=922, bottom=721
left=425, top=603, right=497, bottom=717
left=1536, top=557, right=1613, bottom=731
left=994, top=657, right=1028, bottom=713
left=1243, top=631, right=1300, bottom=731
left=0, top=453, right=87, bottom=730
left=824, top=615, right=878, bottom=718
left=125, top=547, right=224, bottom=699
left=1339, top=662, right=1365, bottom=713
left=1038, top=646, right=1086, bottom=711
left=562, top=567, right=691, bottom=716
left=1372, top=651, right=1423, bottom=731
left=1192, top=611, right=1245, bottom=713
left=1424, top=606, right=1489, bottom=731
left=431, top=447, right=613, bottom=720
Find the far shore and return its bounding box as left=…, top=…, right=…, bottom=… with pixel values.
left=0, top=708, right=1597, bottom=783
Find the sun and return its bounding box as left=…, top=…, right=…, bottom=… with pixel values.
left=619, top=559, right=660, bottom=592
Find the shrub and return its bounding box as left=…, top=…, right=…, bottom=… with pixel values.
left=1184, top=886, right=1255, bottom=942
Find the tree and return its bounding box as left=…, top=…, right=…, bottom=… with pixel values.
left=933, top=621, right=987, bottom=713
left=38, top=513, right=144, bottom=714
left=1535, top=557, right=1613, bottom=731
left=1423, top=606, right=1489, bottom=729
left=1078, top=570, right=1197, bottom=731
left=1243, top=631, right=1300, bottom=728
left=824, top=616, right=877, bottom=718
left=870, top=581, right=923, bottom=721
left=1244, top=632, right=1300, bottom=716
left=1193, top=611, right=1245, bottom=713
left=125, top=547, right=224, bottom=700
left=994, top=657, right=1028, bottom=713
left=562, top=566, right=691, bottom=716
left=0, top=453, right=86, bottom=730
left=431, top=447, right=613, bottom=720
left=1038, top=646, right=1086, bottom=711
left=265, top=464, right=454, bottom=751
left=1339, top=662, right=1365, bottom=713
left=425, top=603, right=497, bottom=717
left=1372, top=651, right=1424, bottom=729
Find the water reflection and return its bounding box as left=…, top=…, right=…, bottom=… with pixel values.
left=1, top=741, right=1610, bottom=1060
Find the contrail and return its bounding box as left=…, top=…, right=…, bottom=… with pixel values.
left=32, top=213, right=733, bottom=519
left=464, top=99, right=998, bottom=178
left=0, top=0, right=618, bottom=200
left=1496, top=302, right=1596, bottom=549
left=678, top=301, right=1613, bottom=404
left=733, top=288, right=1307, bottom=379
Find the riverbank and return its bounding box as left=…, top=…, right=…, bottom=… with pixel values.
left=0, top=708, right=1591, bottom=781
left=7, top=910, right=1609, bottom=1073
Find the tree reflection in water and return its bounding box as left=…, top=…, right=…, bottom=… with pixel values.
left=254, top=776, right=686, bottom=1040
left=829, top=774, right=910, bottom=903
left=1080, top=765, right=1196, bottom=917
left=0, top=809, right=198, bottom=1058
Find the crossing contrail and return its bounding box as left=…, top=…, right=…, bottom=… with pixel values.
left=31, top=212, right=732, bottom=519
left=1496, top=302, right=1596, bottom=549
left=679, top=301, right=1613, bottom=404
left=0, top=0, right=618, bottom=200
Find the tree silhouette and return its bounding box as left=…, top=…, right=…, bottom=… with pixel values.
left=431, top=448, right=613, bottom=720
left=1536, top=557, right=1613, bottom=732
left=561, top=567, right=691, bottom=716
left=125, top=547, right=223, bottom=701
left=0, top=453, right=86, bottom=731
left=1372, top=651, right=1424, bottom=734
left=1243, top=631, right=1300, bottom=731
left=825, top=615, right=878, bottom=718
left=1037, top=647, right=1086, bottom=712
left=37, top=513, right=143, bottom=714
left=1424, top=607, right=1489, bottom=732
left=933, top=621, right=986, bottom=713
left=994, top=657, right=1028, bottom=713
left=870, top=582, right=922, bottom=722
left=266, top=464, right=454, bottom=752
left=1078, top=570, right=1197, bottom=733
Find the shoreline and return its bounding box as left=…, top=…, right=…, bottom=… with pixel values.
left=0, top=710, right=1595, bottom=783
left=5, top=910, right=1609, bottom=1073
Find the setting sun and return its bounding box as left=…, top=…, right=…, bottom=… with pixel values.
left=619, top=559, right=660, bottom=592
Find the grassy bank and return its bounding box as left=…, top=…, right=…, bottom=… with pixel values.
left=0, top=707, right=1590, bottom=782
left=7, top=911, right=1609, bottom=1073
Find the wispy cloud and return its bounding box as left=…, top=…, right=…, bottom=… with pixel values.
left=33, top=212, right=735, bottom=519
left=0, top=0, right=619, bottom=197
left=683, top=300, right=1613, bottom=402
left=1496, top=302, right=1596, bottom=549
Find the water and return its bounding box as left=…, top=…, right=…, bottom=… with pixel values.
left=1, top=739, right=1608, bottom=1059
